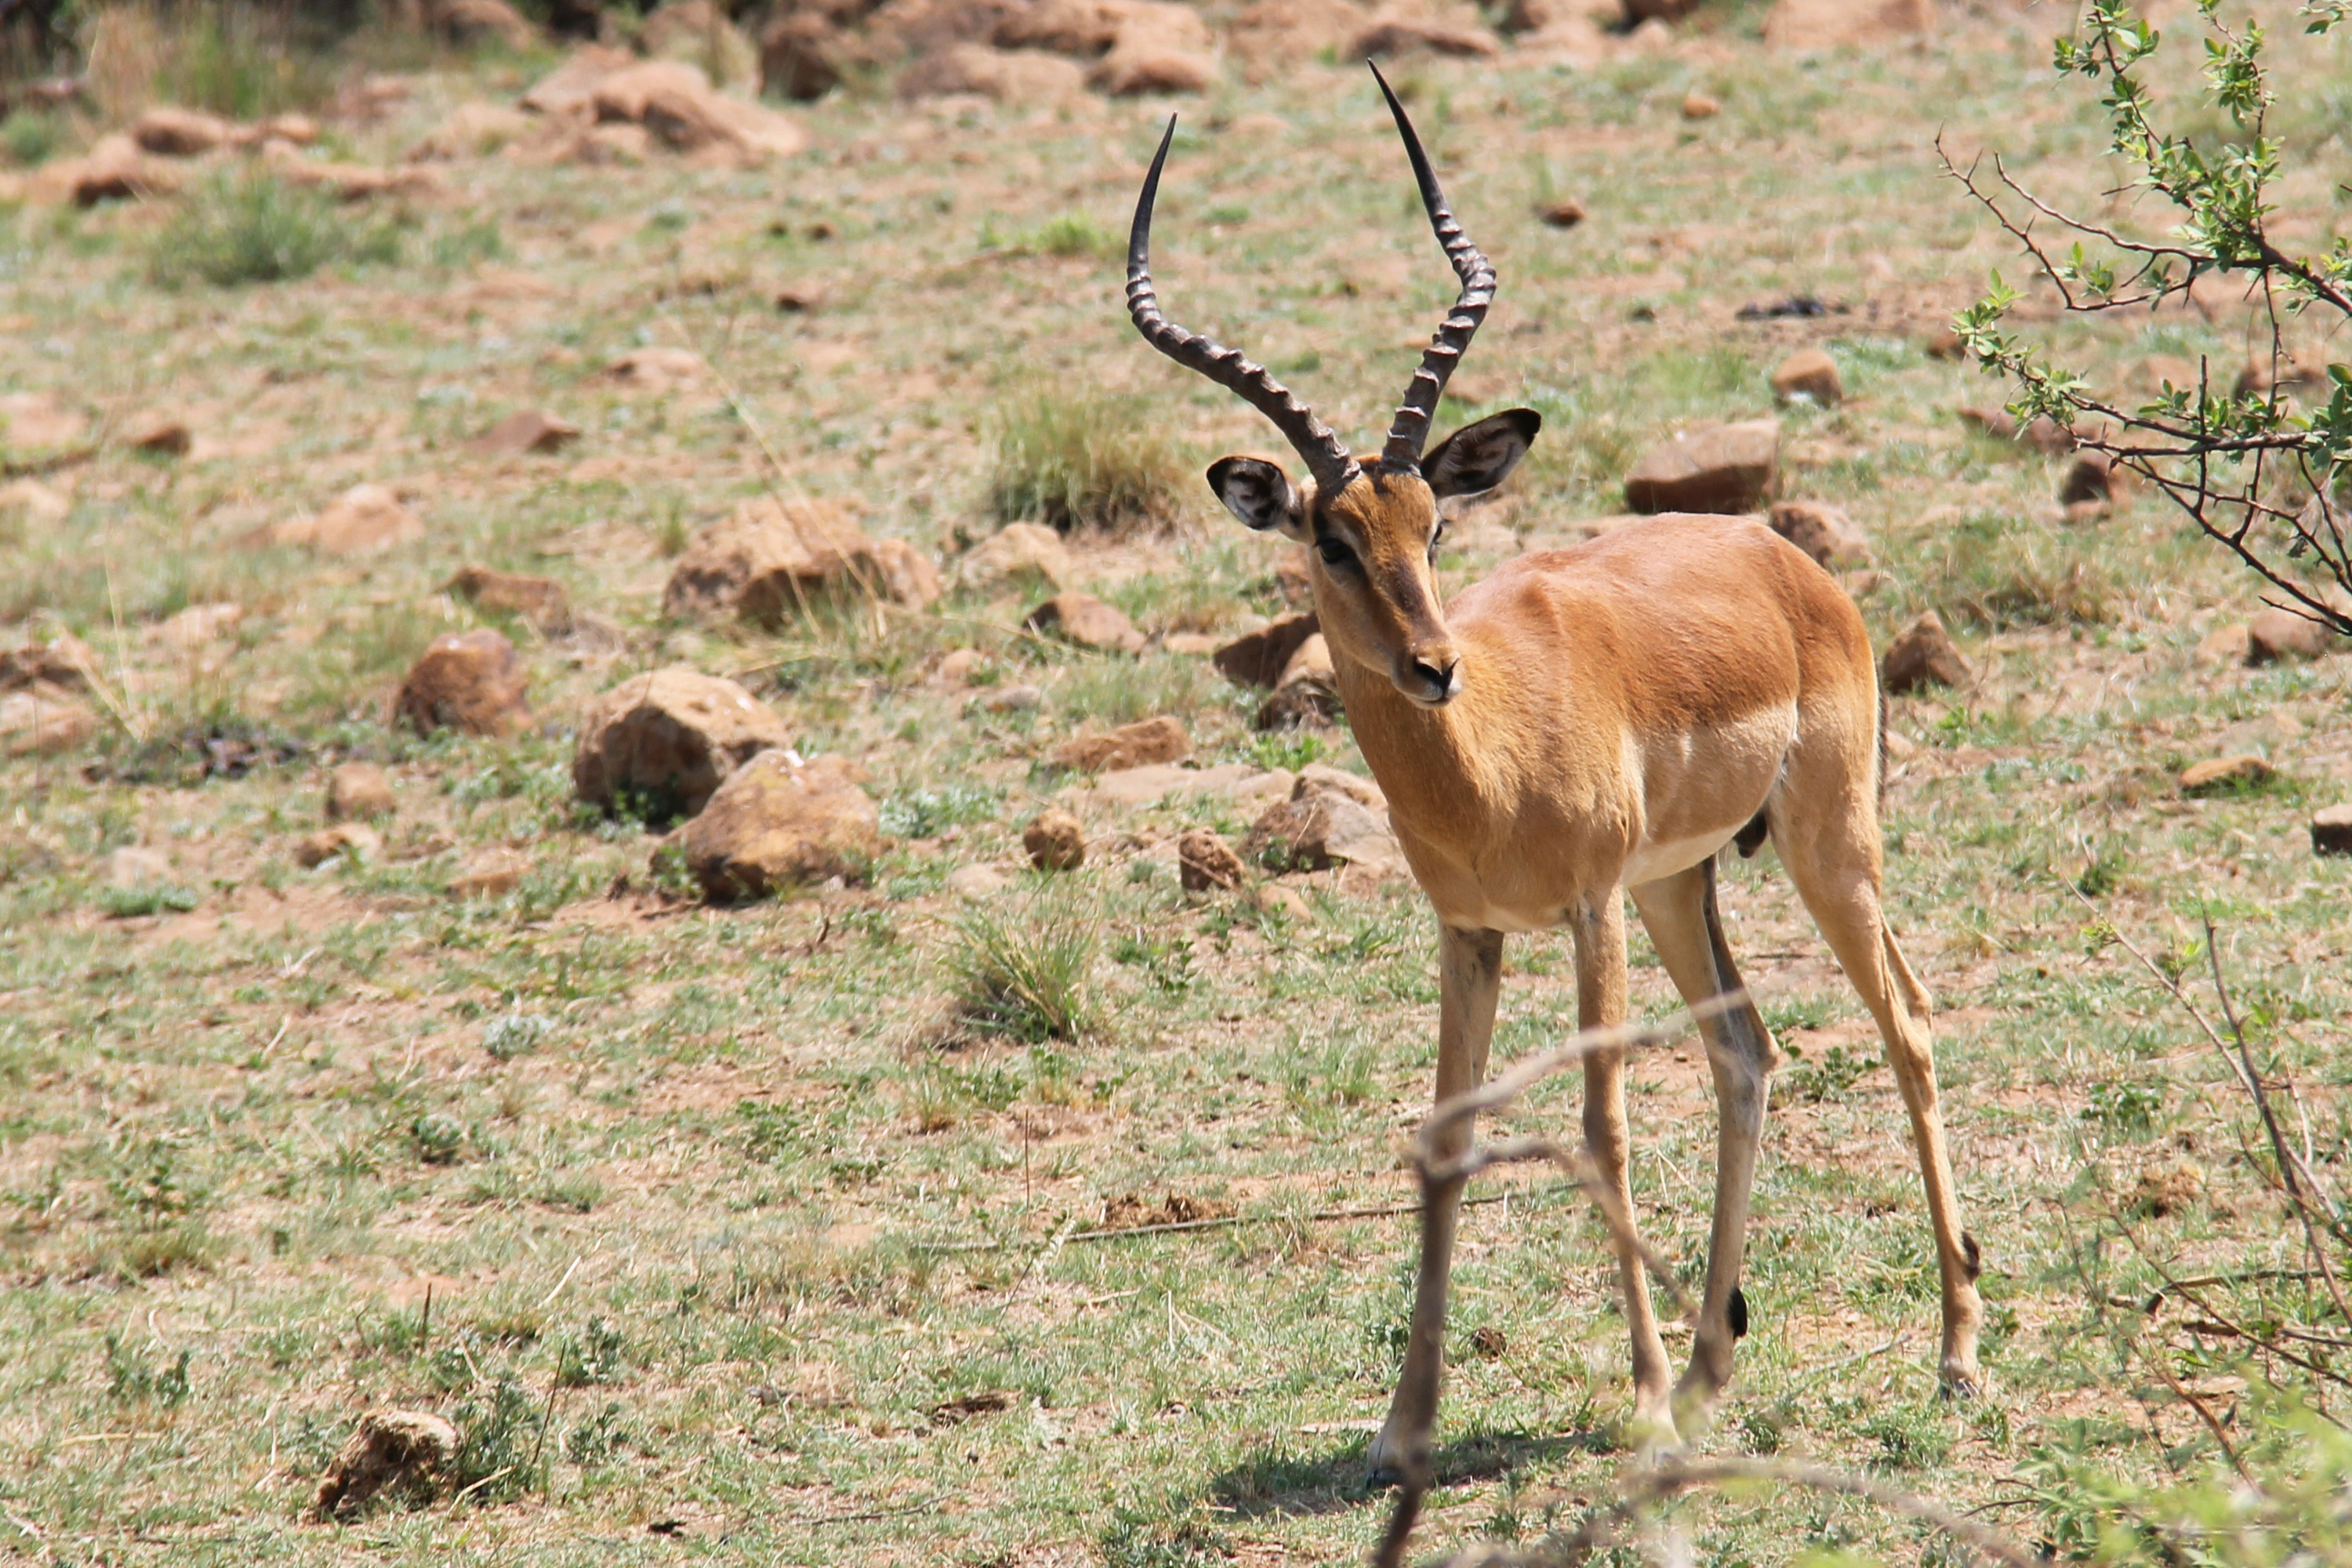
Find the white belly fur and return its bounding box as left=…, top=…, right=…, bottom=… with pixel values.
left=1624, top=828, right=1739, bottom=887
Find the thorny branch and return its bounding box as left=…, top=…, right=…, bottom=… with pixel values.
left=1933, top=0, right=2352, bottom=637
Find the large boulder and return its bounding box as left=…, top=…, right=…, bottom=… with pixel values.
left=681, top=750, right=880, bottom=899
left=1213, top=612, right=1319, bottom=689
left=1025, top=592, right=1144, bottom=654
left=2247, top=606, right=2347, bottom=663
left=761, top=11, right=849, bottom=100
left=1050, top=715, right=1189, bottom=772
left=573, top=668, right=791, bottom=818
left=1245, top=771, right=1407, bottom=877
left=393, top=630, right=530, bottom=737
left=131, top=105, right=238, bottom=157
left=664, top=498, right=939, bottom=624
left=591, top=60, right=807, bottom=162
left=1880, top=610, right=1971, bottom=695
left=1624, top=421, right=1779, bottom=514
left=270, top=483, right=425, bottom=554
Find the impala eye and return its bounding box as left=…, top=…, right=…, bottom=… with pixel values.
left=1315, top=537, right=1354, bottom=568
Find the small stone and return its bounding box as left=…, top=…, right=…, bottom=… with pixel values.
left=1025, top=592, right=1145, bottom=655
left=2247, top=606, right=2344, bottom=664
left=272, top=483, right=424, bottom=554
left=960, top=522, right=1071, bottom=590
left=935, top=648, right=983, bottom=688
left=1254, top=882, right=1312, bottom=921
left=1177, top=829, right=1246, bottom=892
left=1246, top=782, right=1408, bottom=878
left=124, top=413, right=191, bottom=456
left=1022, top=808, right=1087, bottom=871
left=2195, top=624, right=2253, bottom=667
left=1767, top=500, right=1870, bottom=569
left=978, top=684, right=1044, bottom=713
left=394, top=630, right=529, bottom=738
left=573, top=668, right=792, bottom=818
left=605, top=346, right=707, bottom=390
left=1679, top=91, right=1720, bottom=120
left=1051, top=715, right=1190, bottom=773
left=1769, top=348, right=1842, bottom=406
left=107, top=846, right=174, bottom=891
left=466, top=409, right=580, bottom=458
left=328, top=762, right=397, bottom=822
left=947, top=863, right=1009, bottom=899
left=1624, top=420, right=1778, bottom=514
left=0, top=688, right=96, bottom=754
left=1880, top=610, right=1972, bottom=695
left=2181, top=754, right=2272, bottom=794
left=666, top=497, right=938, bottom=622
left=313, top=1409, right=458, bottom=1522
left=1212, top=612, right=1320, bottom=690
left=683, top=751, right=880, bottom=901
left=772, top=282, right=825, bottom=313
left=294, top=822, right=381, bottom=869
left=449, top=851, right=529, bottom=899
left=2058, top=452, right=2114, bottom=506
left=1536, top=197, right=1586, bottom=229
left=447, top=565, right=572, bottom=632
left=2313, top=804, right=2352, bottom=856
left=131, top=104, right=238, bottom=157
left=0, top=477, right=71, bottom=525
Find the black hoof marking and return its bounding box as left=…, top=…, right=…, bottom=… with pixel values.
left=1960, top=1230, right=1984, bottom=1281
left=1727, top=1286, right=1749, bottom=1338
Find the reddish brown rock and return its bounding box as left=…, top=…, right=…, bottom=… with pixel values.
left=437, top=0, right=540, bottom=50
left=2313, top=804, right=2352, bottom=856
left=394, top=630, right=530, bottom=737
left=590, top=60, right=807, bottom=162
left=294, top=822, right=381, bottom=869
left=1355, top=16, right=1501, bottom=56
left=131, top=104, right=236, bottom=157
left=1770, top=348, right=1842, bottom=405
left=0, top=686, right=96, bottom=755
left=1023, top=808, right=1087, bottom=871
left=2058, top=451, right=2117, bottom=506
left=447, top=566, right=572, bottom=632
left=1536, top=197, right=1586, bottom=229
left=682, top=750, right=880, bottom=900
left=2180, top=754, right=2272, bottom=793
left=1880, top=609, right=1971, bottom=695
left=1679, top=90, right=1721, bottom=120
left=467, top=409, right=580, bottom=458
left=665, top=498, right=939, bottom=622
left=898, top=43, right=1089, bottom=104
left=1178, top=829, right=1246, bottom=891
left=1050, top=715, right=1189, bottom=773
left=1245, top=775, right=1408, bottom=878
left=124, top=413, right=191, bottom=456
left=1212, top=612, right=1321, bottom=689
left=328, top=762, right=397, bottom=822
left=313, top=1409, right=457, bottom=1522
left=271, top=484, right=424, bottom=554
left=1092, top=4, right=1216, bottom=93
left=1768, top=501, right=1870, bottom=569
left=572, top=667, right=791, bottom=818
left=1624, top=421, right=1778, bottom=514
left=761, top=11, right=848, bottom=100
left=1958, top=406, right=2077, bottom=454
left=449, top=851, right=530, bottom=899
left=605, top=346, right=706, bottom=389
left=2247, top=606, right=2346, bottom=663
left=1025, top=592, right=1145, bottom=654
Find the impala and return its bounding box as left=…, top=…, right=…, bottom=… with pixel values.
left=1124, top=67, right=1984, bottom=1475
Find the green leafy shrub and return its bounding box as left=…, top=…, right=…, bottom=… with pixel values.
left=151, top=172, right=402, bottom=288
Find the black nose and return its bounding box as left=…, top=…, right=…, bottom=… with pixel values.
left=1408, top=658, right=1456, bottom=698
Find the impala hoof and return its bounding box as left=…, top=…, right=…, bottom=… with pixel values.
left=1363, top=1425, right=1409, bottom=1490
left=1938, top=1363, right=1984, bottom=1401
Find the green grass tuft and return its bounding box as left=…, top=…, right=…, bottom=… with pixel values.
left=985, top=387, right=1190, bottom=534
left=150, top=172, right=402, bottom=288
left=948, top=895, right=1102, bottom=1043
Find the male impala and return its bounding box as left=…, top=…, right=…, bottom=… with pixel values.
left=1125, top=67, right=1984, bottom=1475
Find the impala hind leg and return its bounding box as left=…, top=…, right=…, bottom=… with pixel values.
left=1629, top=858, right=1781, bottom=1429
left=1573, top=895, right=1678, bottom=1447
left=1777, top=793, right=1985, bottom=1396
left=1368, top=925, right=1504, bottom=1488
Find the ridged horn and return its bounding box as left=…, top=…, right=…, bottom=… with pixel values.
left=1371, top=60, right=1497, bottom=474
left=1126, top=115, right=1359, bottom=498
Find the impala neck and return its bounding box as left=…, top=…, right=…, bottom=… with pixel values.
left=1325, top=633, right=1507, bottom=841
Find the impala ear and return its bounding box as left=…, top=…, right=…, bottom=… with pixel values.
left=1424, top=408, right=1541, bottom=499
left=1206, top=456, right=1310, bottom=542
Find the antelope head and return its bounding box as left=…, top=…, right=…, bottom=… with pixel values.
left=1127, top=64, right=1540, bottom=710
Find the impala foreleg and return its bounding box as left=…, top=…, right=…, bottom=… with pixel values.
left=1631, top=859, right=1782, bottom=1428
left=1572, top=895, right=1677, bottom=1447
left=1368, top=924, right=1504, bottom=1488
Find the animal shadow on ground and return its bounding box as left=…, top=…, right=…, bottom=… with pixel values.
left=1204, top=1424, right=1602, bottom=1518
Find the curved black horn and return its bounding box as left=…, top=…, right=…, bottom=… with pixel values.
left=1370, top=61, right=1497, bottom=474
left=1127, top=115, right=1359, bottom=498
